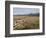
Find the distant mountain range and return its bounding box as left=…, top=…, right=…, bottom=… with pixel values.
left=13, top=13, right=39, bottom=16
left=28, top=13, right=39, bottom=16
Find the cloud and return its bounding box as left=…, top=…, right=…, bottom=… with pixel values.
left=13, top=7, right=39, bottom=15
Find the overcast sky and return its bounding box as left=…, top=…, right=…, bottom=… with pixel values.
left=13, top=7, right=39, bottom=15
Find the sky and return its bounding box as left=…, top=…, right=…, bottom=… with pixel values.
left=13, top=7, right=39, bottom=15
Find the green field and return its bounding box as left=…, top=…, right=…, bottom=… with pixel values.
left=13, top=16, right=39, bottom=30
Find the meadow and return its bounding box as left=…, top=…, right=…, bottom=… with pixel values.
left=13, top=16, right=39, bottom=30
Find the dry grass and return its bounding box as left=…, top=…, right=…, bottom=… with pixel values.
left=13, top=16, right=39, bottom=30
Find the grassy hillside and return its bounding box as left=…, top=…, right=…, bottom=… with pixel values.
left=13, top=16, right=39, bottom=30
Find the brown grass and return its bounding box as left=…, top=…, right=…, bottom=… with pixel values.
left=13, top=16, right=39, bottom=30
